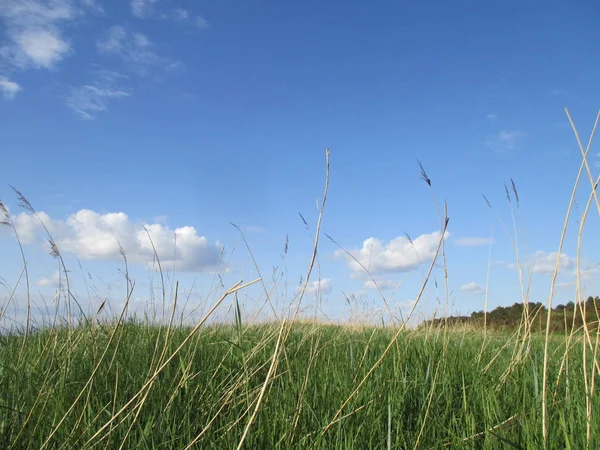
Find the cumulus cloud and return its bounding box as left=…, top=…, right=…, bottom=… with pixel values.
left=460, top=282, right=486, bottom=295
left=0, top=76, right=20, bottom=98
left=487, top=130, right=524, bottom=152
left=528, top=251, right=575, bottom=275
left=0, top=0, right=96, bottom=69
left=296, top=279, right=332, bottom=296
left=363, top=279, right=399, bottom=291
left=336, top=230, right=449, bottom=276
left=14, top=28, right=70, bottom=68
left=37, top=270, right=60, bottom=287
left=453, top=236, right=494, bottom=247
left=7, top=209, right=223, bottom=272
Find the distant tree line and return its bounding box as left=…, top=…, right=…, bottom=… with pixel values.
left=420, top=296, right=600, bottom=333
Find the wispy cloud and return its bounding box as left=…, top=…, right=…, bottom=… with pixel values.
left=130, top=1, right=209, bottom=29
left=460, top=282, right=486, bottom=295
left=195, top=15, right=209, bottom=29
left=336, top=230, right=450, bottom=277
left=6, top=208, right=224, bottom=272
left=172, top=8, right=189, bottom=22
left=97, top=25, right=183, bottom=76
left=67, top=85, right=130, bottom=120
left=453, top=236, right=494, bottom=247
left=80, top=0, right=104, bottom=15
left=487, top=130, right=524, bottom=152
left=549, top=88, right=572, bottom=97
left=130, top=0, right=159, bottom=19
left=486, top=113, right=498, bottom=120
left=0, top=76, right=20, bottom=98
left=67, top=68, right=131, bottom=119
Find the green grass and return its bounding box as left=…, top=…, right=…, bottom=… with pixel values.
left=1, top=109, right=599, bottom=449
left=0, top=320, right=598, bottom=449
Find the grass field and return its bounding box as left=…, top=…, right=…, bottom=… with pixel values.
left=0, top=319, right=598, bottom=449
left=1, top=110, right=599, bottom=449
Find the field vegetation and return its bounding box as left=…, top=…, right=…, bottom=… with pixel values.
left=1, top=109, right=599, bottom=449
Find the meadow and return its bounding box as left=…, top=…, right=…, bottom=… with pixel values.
left=0, top=319, right=598, bottom=449
left=1, top=109, right=599, bottom=449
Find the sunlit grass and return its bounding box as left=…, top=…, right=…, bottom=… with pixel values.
left=0, top=109, right=599, bottom=449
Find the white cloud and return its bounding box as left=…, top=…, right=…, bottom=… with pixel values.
left=394, top=298, right=417, bottom=310
left=13, top=28, right=70, bottom=68
left=131, top=0, right=159, bottom=18
left=509, top=251, right=575, bottom=275
left=453, top=236, right=494, bottom=247
left=11, top=210, right=55, bottom=244
left=67, top=68, right=131, bottom=119
left=363, top=279, right=399, bottom=290
left=487, top=130, right=524, bottom=152
left=67, top=84, right=130, bottom=119
left=336, top=230, right=449, bottom=276
left=0, top=76, right=20, bottom=98
left=172, top=8, right=189, bottom=21
left=460, top=282, right=486, bottom=295
left=577, top=267, right=599, bottom=281
left=7, top=209, right=224, bottom=272
left=195, top=15, right=208, bottom=28
left=130, top=1, right=208, bottom=29
left=80, top=0, right=104, bottom=15
left=97, top=26, right=181, bottom=75
left=37, top=270, right=60, bottom=287
left=486, top=113, right=498, bottom=120
left=530, top=251, right=575, bottom=275
left=0, top=0, right=85, bottom=69
left=296, top=279, right=332, bottom=296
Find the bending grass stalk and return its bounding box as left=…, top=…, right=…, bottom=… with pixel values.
left=433, top=414, right=518, bottom=449
left=235, top=318, right=286, bottom=450
left=39, top=273, right=137, bottom=450
left=575, top=172, right=600, bottom=449
left=286, top=148, right=329, bottom=327
left=118, top=281, right=182, bottom=448
left=80, top=278, right=261, bottom=449
left=0, top=200, right=32, bottom=364
left=413, top=360, right=441, bottom=450
left=325, top=233, right=398, bottom=326
left=477, top=227, right=494, bottom=365
left=10, top=186, right=87, bottom=324
left=566, top=109, right=600, bottom=215
left=542, top=108, right=598, bottom=447
left=315, top=214, right=449, bottom=444
left=231, top=222, right=280, bottom=320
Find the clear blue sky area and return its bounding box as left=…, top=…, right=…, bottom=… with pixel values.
left=1, top=0, right=599, bottom=326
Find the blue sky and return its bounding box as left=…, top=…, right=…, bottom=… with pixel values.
left=1, top=0, right=599, bottom=327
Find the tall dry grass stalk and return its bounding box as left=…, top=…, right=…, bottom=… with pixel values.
left=1, top=113, right=599, bottom=449
left=542, top=108, right=600, bottom=449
